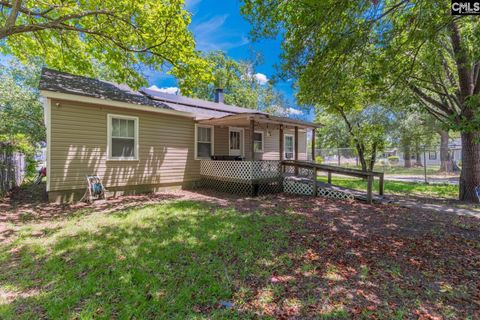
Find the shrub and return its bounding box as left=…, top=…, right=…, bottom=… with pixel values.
left=388, top=155, right=400, bottom=165
left=377, top=158, right=391, bottom=167
left=315, top=155, right=324, bottom=164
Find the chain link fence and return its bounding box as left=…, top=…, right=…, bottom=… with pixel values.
left=314, top=145, right=461, bottom=185
left=315, top=145, right=462, bottom=198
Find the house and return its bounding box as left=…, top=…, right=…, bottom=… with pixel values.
left=39, top=69, right=319, bottom=202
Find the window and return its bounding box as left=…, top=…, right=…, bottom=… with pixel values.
left=284, top=134, right=294, bottom=159
left=253, top=131, right=264, bottom=152
left=108, top=114, right=138, bottom=160
left=230, top=131, right=241, bottom=150
left=195, top=125, right=214, bottom=159
left=429, top=151, right=437, bottom=160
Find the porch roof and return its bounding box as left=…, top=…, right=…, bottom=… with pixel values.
left=196, top=113, right=320, bottom=129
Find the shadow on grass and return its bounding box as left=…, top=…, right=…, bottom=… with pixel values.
left=0, top=200, right=291, bottom=319
left=1, top=194, right=479, bottom=319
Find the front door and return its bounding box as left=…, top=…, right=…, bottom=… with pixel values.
left=229, top=128, right=243, bottom=156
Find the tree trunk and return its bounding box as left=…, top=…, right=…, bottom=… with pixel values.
left=459, top=131, right=480, bottom=203
left=355, top=143, right=368, bottom=172
left=415, top=141, right=423, bottom=166
left=403, top=143, right=412, bottom=168
left=439, top=130, right=453, bottom=172
left=368, top=142, right=378, bottom=172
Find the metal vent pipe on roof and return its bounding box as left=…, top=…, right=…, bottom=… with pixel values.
left=214, top=88, right=224, bottom=103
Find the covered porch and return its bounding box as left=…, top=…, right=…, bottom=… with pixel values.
left=196, top=113, right=319, bottom=196
left=196, top=113, right=319, bottom=162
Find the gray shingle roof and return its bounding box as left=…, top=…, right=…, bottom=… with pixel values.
left=39, top=69, right=311, bottom=126
left=39, top=68, right=172, bottom=110
left=140, top=87, right=266, bottom=116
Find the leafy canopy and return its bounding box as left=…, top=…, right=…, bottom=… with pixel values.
left=0, top=0, right=211, bottom=88
left=180, top=51, right=293, bottom=114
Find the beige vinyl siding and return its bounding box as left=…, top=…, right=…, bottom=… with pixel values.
left=213, top=126, right=229, bottom=156
left=262, top=129, right=281, bottom=160
left=49, top=99, right=200, bottom=191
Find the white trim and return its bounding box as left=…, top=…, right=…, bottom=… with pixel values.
left=194, top=124, right=214, bottom=160
left=107, top=114, right=139, bottom=161
left=40, top=90, right=194, bottom=118
left=228, top=127, right=244, bottom=157
left=253, top=130, right=264, bottom=153
left=284, top=133, right=295, bottom=159
left=44, top=98, right=51, bottom=192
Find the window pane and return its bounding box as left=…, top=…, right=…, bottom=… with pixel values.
left=253, top=132, right=262, bottom=141
left=112, top=138, right=135, bottom=158
left=285, top=136, right=293, bottom=152
left=198, top=127, right=211, bottom=142
left=120, top=119, right=128, bottom=137
left=127, top=120, right=135, bottom=138
left=230, top=131, right=240, bottom=149
left=112, top=118, right=120, bottom=136
left=197, top=142, right=211, bottom=158
left=254, top=141, right=262, bottom=152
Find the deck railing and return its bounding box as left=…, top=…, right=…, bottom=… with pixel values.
left=200, top=160, right=282, bottom=182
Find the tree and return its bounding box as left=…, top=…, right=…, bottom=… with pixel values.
left=179, top=51, right=293, bottom=113
left=241, top=0, right=480, bottom=202
left=0, top=59, right=45, bottom=176
left=0, top=0, right=210, bottom=88
left=317, top=105, right=391, bottom=172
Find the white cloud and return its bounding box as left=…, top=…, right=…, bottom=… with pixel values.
left=148, top=85, right=179, bottom=95
left=185, top=0, right=202, bottom=9
left=253, top=73, right=269, bottom=85
left=286, top=107, right=303, bottom=116
left=191, top=15, right=249, bottom=51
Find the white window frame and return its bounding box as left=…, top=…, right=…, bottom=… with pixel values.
left=107, top=114, right=139, bottom=161
left=195, top=124, right=214, bottom=160
left=284, top=133, right=295, bottom=159
left=228, top=127, right=244, bottom=156
left=253, top=130, right=264, bottom=153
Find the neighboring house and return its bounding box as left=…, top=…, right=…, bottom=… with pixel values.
left=384, top=139, right=462, bottom=167
left=39, top=69, right=318, bottom=202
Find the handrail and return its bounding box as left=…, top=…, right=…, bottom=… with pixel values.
left=282, top=160, right=383, bottom=177
left=282, top=160, right=385, bottom=204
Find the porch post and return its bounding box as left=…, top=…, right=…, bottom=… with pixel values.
left=311, top=128, right=316, bottom=162
left=279, top=125, right=284, bottom=161
left=250, top=119, right=255, bottom=161
left=294, top=126, right=299, bottom=161
left=294, top=126, right=299, bottom=175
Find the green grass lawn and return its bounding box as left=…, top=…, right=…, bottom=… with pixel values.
left=318, top=175, right=458, bottom=198
left=335, top=164, right=450, bottom=176
left=1, top=190, right=479, bottom=319
left=0, top=200, right=292, bottom=319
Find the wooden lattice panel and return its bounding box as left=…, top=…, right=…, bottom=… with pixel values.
left=284, top=166, right=314, bottom=178
left=283, top=177, right=355, bottom=201
left=201, top=160, right=282, bottom=182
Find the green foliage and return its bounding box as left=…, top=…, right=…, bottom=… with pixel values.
left=388, top=156, right=400, bottom=165
left=0, top=60, right=45, bottom=177
left=315, top=113, right=351, bottom=148
left=315, top=155, right=324, bottom=164
left=0, top=0, right=210, bottom=88
left=0, top=60, right=45, bottom=144
left=179, top=51, right=294, bottom=113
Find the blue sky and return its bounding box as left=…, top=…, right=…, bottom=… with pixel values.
left=0, top=0, right=313, bottom=120
left=148, top=0, right=313, bottom=120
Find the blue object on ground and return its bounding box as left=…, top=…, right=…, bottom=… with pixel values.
left=219, top=300, right=234, bottom=309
